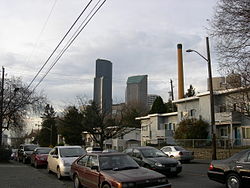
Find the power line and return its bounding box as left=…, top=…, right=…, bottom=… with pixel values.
left=32, top=0, right=107, bottom=92
left=25, top=0, right=58, bottom=66
left=27, top=0, right=93, bottom=89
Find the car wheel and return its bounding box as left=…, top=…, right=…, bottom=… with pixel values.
left=170, top=155, right=174, bottom=158
left=34, top=160, right=38, bottom=168
left=226, top=173, right=241, bottom=188
left=47, top=164, right=51, bottom=174
left=74, top=175, right=82, bottom=188
left=57, top=167, right=62, bottom=180
left=102, top=184, right=111, bottom=188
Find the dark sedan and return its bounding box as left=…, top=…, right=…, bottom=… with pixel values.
left=71, top=152, right=171, bottom=188
left=124, top=146, right=182, bottom=176
left=207, top=149, right=250, bottom=188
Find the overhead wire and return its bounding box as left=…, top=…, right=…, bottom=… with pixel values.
left=24, top=0, right=58, bottom=66
left=27, top=0, right=93, bottom=89
left=31, top=0, right=107, bottom=92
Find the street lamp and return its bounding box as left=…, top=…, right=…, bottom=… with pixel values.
left=186, top=37, right=217, bottom=160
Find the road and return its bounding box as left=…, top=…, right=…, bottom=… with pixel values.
left=0, top=160, right=225, bottom=188
left=168, top=161, right=224, bottom=188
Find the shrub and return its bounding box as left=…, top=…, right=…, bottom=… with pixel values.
left=174, top=118, right=209, bottom=139
left=0, top=147, right=11, bottom=162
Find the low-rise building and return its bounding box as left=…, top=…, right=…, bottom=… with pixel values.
left=174, top=87, right=250, bottom=146
left=136, top=112, right=178, bottom=146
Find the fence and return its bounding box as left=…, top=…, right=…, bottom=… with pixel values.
left=144, top=138, right=249, bottom=149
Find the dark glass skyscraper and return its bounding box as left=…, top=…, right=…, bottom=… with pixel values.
left=93, top=59, right=112, bottom=113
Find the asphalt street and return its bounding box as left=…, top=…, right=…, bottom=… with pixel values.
left=0, top=160, right=225, bottom=188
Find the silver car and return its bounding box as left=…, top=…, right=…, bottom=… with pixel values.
left=47, top=146, right=85, bottom=179
left=161, top=146, right=194, bottom=162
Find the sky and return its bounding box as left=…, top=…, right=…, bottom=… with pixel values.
left=0, top=0, right=220, bottom=112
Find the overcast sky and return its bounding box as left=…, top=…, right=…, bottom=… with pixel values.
left=0, top=0, right=220, bottom=111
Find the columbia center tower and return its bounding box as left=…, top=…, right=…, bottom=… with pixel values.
left=93, top=59, right=112, bottom=113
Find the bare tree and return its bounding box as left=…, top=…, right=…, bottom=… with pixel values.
left=210, top=0, right=249, bottom=81
left=0, top=76, right=45, bottom=146
left=210, top=0, right=250, bottom=115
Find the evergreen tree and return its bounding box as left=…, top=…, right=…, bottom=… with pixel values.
left=149, top=96, right=167, bottom=114
left=38, top=104, right=57, bottom=147
left=57, top=106, right=84, bottom=145
left=185, top=85, right=195, bottom=97
left=165, top=99, right=177, bottom=113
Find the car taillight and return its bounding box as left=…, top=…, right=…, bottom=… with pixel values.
left=209, top=164, right=214, bottom=170
left=179, top=152, right=183, bottom=155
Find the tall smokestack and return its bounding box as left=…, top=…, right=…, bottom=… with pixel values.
left=177, top=44, right=184, bottom=99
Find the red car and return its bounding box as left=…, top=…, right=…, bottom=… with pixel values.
left=30, top=147, right=51, bottom=168
left=71, top=152, right=171, bottom=188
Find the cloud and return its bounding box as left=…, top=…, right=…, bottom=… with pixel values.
left=0, top=0, right=219, bottom=110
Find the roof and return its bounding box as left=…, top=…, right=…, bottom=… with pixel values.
left=127, top=75, right=147, bottom=84
left=136, top=112, right=177, bottom=120
left=173, top=96, right=199, bottom=104
left=55, top=146, right=82, bottom=149
left=173, top=86, right=250, bottom=104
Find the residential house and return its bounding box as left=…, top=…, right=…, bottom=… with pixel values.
left=136, top=112, right=178, bottom=146
left=174, top=87, right=250, bottom=146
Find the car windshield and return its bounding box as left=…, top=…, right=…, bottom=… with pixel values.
left=60, top=148, right=85, bottom=157
left=174, top=146, right=185, bottom=151
left=228, top=150, right=249, bottom=160
left=92, top=147, right=102, bottom=151
left=99, top=155, right=139, bottom=170
left=37, top=148, right=51, bottom=154
left=24, top=145, right=37, bottom=151
left=141, top=148, right=166, bottom=158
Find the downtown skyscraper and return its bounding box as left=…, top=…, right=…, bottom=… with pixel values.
left=93, top=59, right=112, bottom=113
left=125, top=75, right=148, bottom=109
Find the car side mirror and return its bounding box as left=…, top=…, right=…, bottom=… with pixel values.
left=91, top=165, right=99, bottom=171
left=134, top=154, right=142, bottom=159
left=52, top=155, right=58, bottom=159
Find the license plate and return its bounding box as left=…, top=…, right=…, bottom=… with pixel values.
left=171, top=167, right=176, bottom=172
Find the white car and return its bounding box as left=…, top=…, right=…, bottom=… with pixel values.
left=85, top=146, right=102, bottom=153
left=161, top=146, right=194, bottom=162
left=47, top=146, right=85, bottom=179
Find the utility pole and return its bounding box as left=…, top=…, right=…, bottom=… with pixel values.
left=206, top=37, right=217, bottom=160
left=170, top=79, right=174, bottom=101
left=0, top=67, right=5, bottom=146
left=186, top=37, right=217, bottom=160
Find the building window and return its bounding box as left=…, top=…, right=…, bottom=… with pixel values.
left=166, top=123, right=173, bottom=130
left=190, top=109, right=196, bottom=117
left=219, top=105, right=227, bottom=112
left=220, top=128, right=228, bottom=137
left=242, top=127, right=250, bottom=139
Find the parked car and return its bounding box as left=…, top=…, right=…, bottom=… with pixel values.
left=85, top=146, right=103, bottom=153
left=102, top=149, right=117, bottom=153
left=17, top=144, right=38, bottom=164
left=47, top=146, right=86, bottom=179
left=30, top=147, right=52, bottom=168
left=207, top=149, right=250, bottom=188
left=71, top=152, right=171, bottom=188
left=124, top=146, right=182, bottom=176
left=161, top=146, right=194, bottom=162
